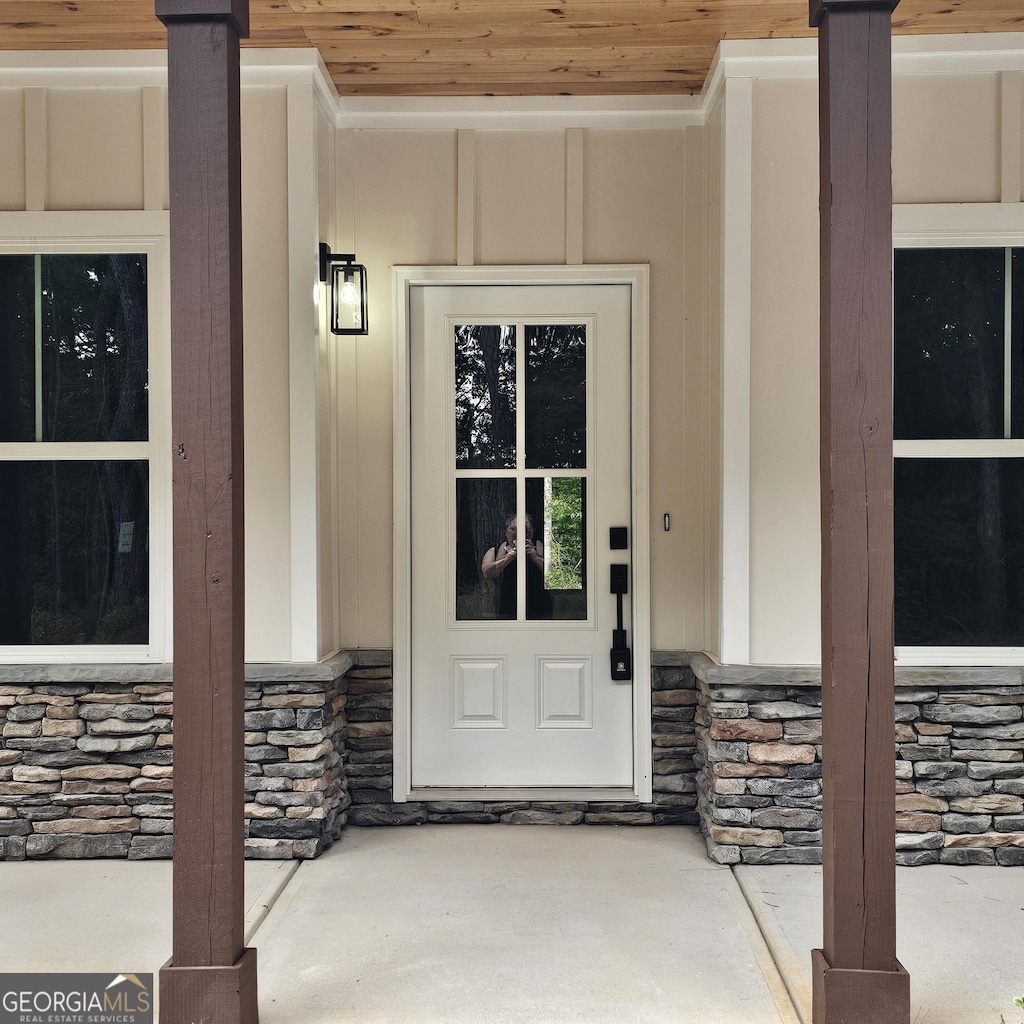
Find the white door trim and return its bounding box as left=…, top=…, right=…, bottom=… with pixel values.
left=393, top=264, right=652, bottom=803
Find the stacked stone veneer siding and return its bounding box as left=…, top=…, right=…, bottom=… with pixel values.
left=346, top=660, right=700, bottom=826
left=692, top=654, right=1024, bottom=867
left=0, top=655, right=352, bottom=861
left=7, top=651, right=1023, bottom=864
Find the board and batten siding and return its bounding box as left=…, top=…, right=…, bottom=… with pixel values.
left=331, top=124, right=707, bottom=653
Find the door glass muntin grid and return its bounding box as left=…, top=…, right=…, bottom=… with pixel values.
left=451, top=318, right=592, bottom=626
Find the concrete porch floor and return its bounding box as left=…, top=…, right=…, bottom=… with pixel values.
left=0, top=825, right=1021, bottom=1023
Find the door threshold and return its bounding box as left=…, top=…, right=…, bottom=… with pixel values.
left=407, top=786, right=636, bottom=802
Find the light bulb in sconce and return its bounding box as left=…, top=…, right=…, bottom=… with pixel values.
left=340, top=275, right=359, bottom=305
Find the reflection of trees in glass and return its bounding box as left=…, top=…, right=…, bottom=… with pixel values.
left=894, top=249, right=1003, bottom=441
left=454, top=324, right=515, bottom=468
left=0, top=254, right=148, bottom=442
left=544, top=477, right=583, bottom=591
left=1, top=461, right=149, bottom=645
left=0, top=254, right=149, bottom=645
left=526, top=477, right=586, bottom=621
left=527, top=324, right=586, bottom=469
left=455, top=478, right=515, bottom=621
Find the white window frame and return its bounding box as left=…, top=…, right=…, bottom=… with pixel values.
left=0, top=212, right=171, bottom=663
left=894, top=203, right=1024, bottom=666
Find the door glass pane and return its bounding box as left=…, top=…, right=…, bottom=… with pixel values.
left=0, top=254, right=149, bottom=443
left=454, top=324, right=515, bottom=468
left=894, top=248, right=1004, bottom=440
left=455, top=477, right=516, bottom=620
left=526, top=324, right=586, bottom=468
left=0, top=460, right=149, bottom=644
left=895, top=458, right=1024, bottom=646
left=526, top=476, right=587, bottom=621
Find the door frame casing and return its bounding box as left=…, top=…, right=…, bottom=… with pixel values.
left=392, top=264, right=652, bottom=803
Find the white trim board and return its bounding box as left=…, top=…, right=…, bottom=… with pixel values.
left=392, top=264, right=652, bottom=804
left=896, top=647, right=1024, bottom=667
left=286, top=80, right=322, bottom=663
left=894, top=203, right=1024, bottom=246
left=718, top=76, right=753, bottom=666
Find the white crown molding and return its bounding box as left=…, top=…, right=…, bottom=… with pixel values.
left=703, top=32, right=1024, bottom=120
left=0, top=48, right=339, bottom=105
left=0, top=50, right=168, bottom=87
left=333, top=94, right=702, bottom=130
left=2, top=31, right=1024, bottom=129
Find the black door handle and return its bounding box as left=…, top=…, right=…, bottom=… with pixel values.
left=610, top=563, right=632, bottom=681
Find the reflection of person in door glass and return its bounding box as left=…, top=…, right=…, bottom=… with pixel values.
left=481, top=513, right=553, bottom=619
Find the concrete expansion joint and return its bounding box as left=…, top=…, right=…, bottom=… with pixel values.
left=732, top=865, right=812, bottom=1023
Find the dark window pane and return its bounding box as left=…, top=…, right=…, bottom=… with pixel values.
left=456, top=478, right=516, bottom=620
left=0, top=461, right=149, bottom=644
left=894, top=248, right=1004, bottom=440
left=526, top=324, right=586, bottom=468
left=895, top=458, right=1024, bottom=646
left=454, top=325, right=515, bottom=468
left=0, top=254, right=148, bottom=442
left=526, top=476, right=587, bottom=621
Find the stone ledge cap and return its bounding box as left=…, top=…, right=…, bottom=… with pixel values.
left=0, top=652, right=354, bottom=686
left=690, top=654, right=821, bottom=688
left=690, top=653, right=1024, bottom=689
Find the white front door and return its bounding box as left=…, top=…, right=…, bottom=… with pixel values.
left=408, top=283, right=636, bottom=791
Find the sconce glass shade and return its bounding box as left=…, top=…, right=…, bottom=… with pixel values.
left=319, top=243, right=368, bottom=336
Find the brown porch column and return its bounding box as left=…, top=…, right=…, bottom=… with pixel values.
left=809, top=1, right=910, bottom=1022
left=155, top=2, right=257, bottom=1022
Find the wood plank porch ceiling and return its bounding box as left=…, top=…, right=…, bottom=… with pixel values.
left=0, top=0, right=1020, bottom=96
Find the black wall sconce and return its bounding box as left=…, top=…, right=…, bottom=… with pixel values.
left=319, top=243, right=368, bottom=335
